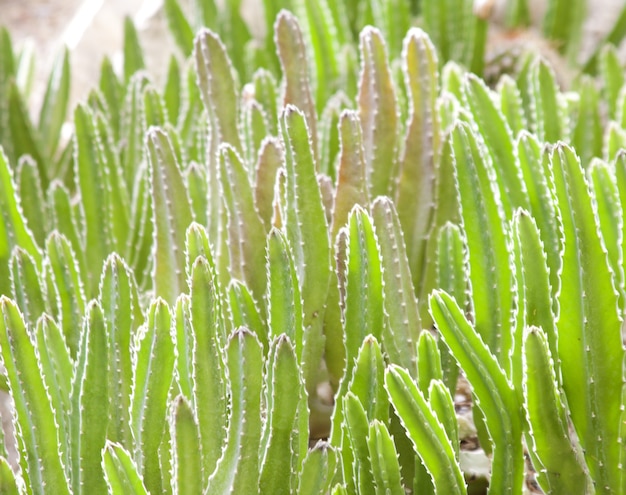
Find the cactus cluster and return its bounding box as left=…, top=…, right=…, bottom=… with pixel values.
left=1, top=0, right=626, bottom=493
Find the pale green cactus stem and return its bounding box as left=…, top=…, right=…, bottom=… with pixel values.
left=147, top=127, right=193, bottom=305
left=527, top=59, right=564, bottom=143
left=265, top=228, right=304, bottom=360
left=252, top=69, right=279, bottom=135
left=126, top=162, right=153, bottom=290
left=163, top=55, right=181, bottom=124
left=614, top=152, right=626, bottom=294
left=0, top=147, right=41, bottom=297
left=74, top=104, right=117, bottom=296
left=242, top=98, right=270, bottom=168
left=130, top=299, right=176, bottom=495
left=418, top=130, right=461, bottom=325
left=205, top=328, right=263, bottom=495
left=186, top=162, right=208, bottom=226
left=422, top=0, right=487, bottom=73
left=45, top=232, right=86, bottom=359
left=280, top=105, right=331, bottom=397
left=169, top=395, right=204, bottom=494
left=174, top=295, right=194, bottom=407
left=77, top=301, right=110, bottom=495
left=9, top=247, right=45, bottom=326
left=435, top=222, right=466, bottom=392
left=343, top=392, right=376, bottom=494
left=16, top=158, right=47, bottom=247
left=572, top=76, right=603, bottom=167
left=543, top=0, right=586, bottom=63
left=600, top=44, right=625, bottom=120
left=331, top=110, right=368, bottom=240
left=218, top=143, right=268, bottom=308
left=358, top=26, right=399, bottom=199
left=605, top=121, right=626, bottom=161
left=428, top=380, right=459, bottom=460
left=416, top=331, right=443, bottom=395
left=497, top=75, right=527, bottom=136
left=275, top=10, right=319, bottom=164
left=255, top=137, right=284, bottom=229
left=333, top=207, right=384, bottom=404
left=292, top=0, right=340, bottom=113
left=0, top=456, right=19, bottom=493
left=259, top=335, right=303, bottom=495
left=5, top=80, right=50, bottom=189
left=371, top=196, right=420, bottom=377
left=511, top=210, right=557, bottom=393
left=34, top=314, right=72, bottom=474
left=164, top=0, right=195, bottom=56
left=317, top=93, right=347, bottom=181
left=98, top=253, right=142, bottom=447
left=120, top=73, right=149, bottom=188
left=340, top=337, right=390, bottom=494
left=193, top=26, right=242, bottom=248
left=228, top=280, right=268, bottom=350
left=395, top=28, right=440, bottom=300
left=47, top=180, right=85, bottom=281
left=188, top=255, right=228, bottom=481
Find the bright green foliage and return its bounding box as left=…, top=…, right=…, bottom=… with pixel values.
left=523, top=326, right=590, bottom=494
left=0, top=297, right=71, bottom=495
left=551, top=144, right=624, bottom=492
left=430, top=291, right=523, bottom=494
left=2, top=2, right=626, bottom=494
left=385, top=365, right=466, bottom=494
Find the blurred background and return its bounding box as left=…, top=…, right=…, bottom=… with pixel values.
left=2, top=0, right=626, bottom=116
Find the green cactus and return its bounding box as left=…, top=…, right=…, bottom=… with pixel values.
left=1, top=1, right=626, bottom=493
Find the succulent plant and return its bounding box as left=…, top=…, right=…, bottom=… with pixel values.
left=1, top=0, right=626, bottom=493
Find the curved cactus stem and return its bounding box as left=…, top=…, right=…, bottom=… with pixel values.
left=103, top=442, right=149, bottom=495
left=429, top=290, right=523, bottom=495
left=385, top=364, right=466, bottom=495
